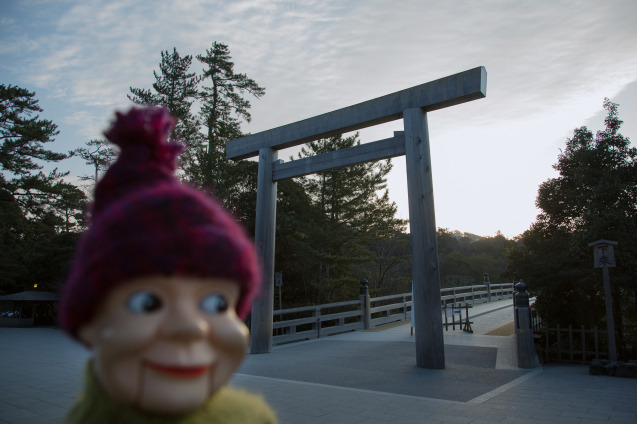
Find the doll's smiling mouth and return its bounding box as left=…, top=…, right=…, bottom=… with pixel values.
left=144, top=361, right=211, bottom=379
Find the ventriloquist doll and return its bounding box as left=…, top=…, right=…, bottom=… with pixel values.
left=60, top=107, right=277, bottom=423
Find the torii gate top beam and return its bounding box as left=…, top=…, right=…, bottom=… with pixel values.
left=226, top=66, right=486, bottom=161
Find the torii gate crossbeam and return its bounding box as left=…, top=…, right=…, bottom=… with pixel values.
left=226, top=66, right=487, bottom=369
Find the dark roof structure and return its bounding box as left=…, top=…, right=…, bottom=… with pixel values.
left=0, top=291, right=60, bottom=301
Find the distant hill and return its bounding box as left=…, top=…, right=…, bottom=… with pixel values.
left=450, top=230, right=485, bottom=243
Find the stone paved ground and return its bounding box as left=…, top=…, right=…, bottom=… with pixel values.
left=234, top=365, right=637, bottom=424
left=1, top=299, right=635, bottom=423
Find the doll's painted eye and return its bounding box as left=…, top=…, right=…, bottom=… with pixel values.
left=200, top=294, right=228, bottom=315
left=127, top=291, right=163, bottom=314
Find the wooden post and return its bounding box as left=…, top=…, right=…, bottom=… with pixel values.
left=594, top=326, right=599, bottom=360
left=313, top=309, right=321, bottom=338
left=514, top=282, right=536, bottom=368
left=581, top=325, right=586, bottom=362
left=402, top=295, right=407, bottom=320
left=484, top=273, right=491, bottom=302
left=250, top=148, right=278, bottom=354
left=602, top=267, right=618, bottom=363
left=404, top=107, right=445, bottom=369
left=568, top=325, right=573, bottom=361
left=588, top=240, right=618, bottom=363
left=545, top=327, right=549, bottom=362
left=359, top=278, right=371, bottom=330
left=557, top=324, right=561, bottom=360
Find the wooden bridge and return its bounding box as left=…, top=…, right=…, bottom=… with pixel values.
left=271, top=283, right=514, bottom=345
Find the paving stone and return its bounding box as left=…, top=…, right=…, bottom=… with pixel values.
left=589, top=409, right=636, bottom=419
left=392, top=418, right=443, bottom=424
left=30, top=406, right=67, bottom=419
left=614, top=406, right=637, bottom=414
left=283, top=405, right=333, bottom=418
left=530, top=412, right=582, bottom=424
left=315, top=411, right=369, bottom=423
left=561, top=410, right=611, bottom=420
left=0, top=402, right=19, bottom=414
left=426, top=413, right=475, bottom=424
left=356, top=410, right=402, bottom=422
left=0, top=397, right=40, bottom=407
left=7, top=417, right=58, bottom=424
left=607, top=417, right=637, bottom=424
left=500, top=417, right=553, bottom=424
left=12, top=402, right=60, bottom=414
left=469, top=420, right=506, bottom=424
left=390, top=408, right=434, bottom=419
left=0, top=409, right=38, bottom=421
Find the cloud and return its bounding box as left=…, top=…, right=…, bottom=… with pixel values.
left=5, top=0, right=636, bottom=129
left=60, top=109, right=109, bottom=141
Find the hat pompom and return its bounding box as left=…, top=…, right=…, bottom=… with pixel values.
left=92, top=107, right=183, bottom=217
left=104, top=107, right=183, bottom=171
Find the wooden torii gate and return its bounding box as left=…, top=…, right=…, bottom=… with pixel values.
left=226, top=67, right=487, bottom=368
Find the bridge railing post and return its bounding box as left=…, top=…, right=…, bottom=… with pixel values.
left=402, top=295, right=407, bottom=320
left=313, top=307, right=321, bottom=338
left=484, top=273, right=491, bottom=302
left=359, top=278, right=371, bottom=330
left=515, top=281, right=537, bottom=368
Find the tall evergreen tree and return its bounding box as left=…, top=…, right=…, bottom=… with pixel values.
left=128, top=48, right=201, bottom=152
left=290, top=133, right=406, bottom=304
left=1, top=84, right=86, bottom=294
left=189, top=42, right=265, bottom=212
left=128, top=44, right=265, bottom=225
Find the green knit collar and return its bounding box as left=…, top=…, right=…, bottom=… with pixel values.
left=65, top=361, right=226, bottom=424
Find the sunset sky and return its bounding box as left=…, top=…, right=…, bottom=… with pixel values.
left=1, top=0, right=636, bottom=237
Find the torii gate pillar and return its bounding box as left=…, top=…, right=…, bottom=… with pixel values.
left=404, top=108, right=444, bottom=368
left=250, top=147, right=278, bottom=354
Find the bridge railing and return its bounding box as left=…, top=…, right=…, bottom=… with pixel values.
left=271, top=282, right=514, bottom=346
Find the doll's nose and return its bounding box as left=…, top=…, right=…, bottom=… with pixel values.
left=162, top=313, right=210, bottom=341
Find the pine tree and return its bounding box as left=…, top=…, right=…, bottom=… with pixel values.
left=73, top=139, right=118, bottom=185
left=128, top=44, right=265, bottom=225
left=290, top=133, right=407, bottom=304
left=1, top=84, right=86, bottom=294
left=191, top=42, right=265, bottom=213
left=128, top=48, right=201, bottom=156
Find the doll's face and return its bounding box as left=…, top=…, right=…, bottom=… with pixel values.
left=78, top=275, right=249, bottom=415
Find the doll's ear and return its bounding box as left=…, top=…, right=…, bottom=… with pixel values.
left=78, top=321, right=100, bottom=348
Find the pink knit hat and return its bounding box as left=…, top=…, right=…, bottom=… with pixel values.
left=60, top=107, right=259, bottom=340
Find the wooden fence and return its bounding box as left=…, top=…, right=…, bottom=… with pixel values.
left=535, top=324, right=611, bottom=364
left=272, top=283, right=514, bottom=345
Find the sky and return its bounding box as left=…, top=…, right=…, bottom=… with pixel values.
left=1, top=0, right=636, bottom=238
